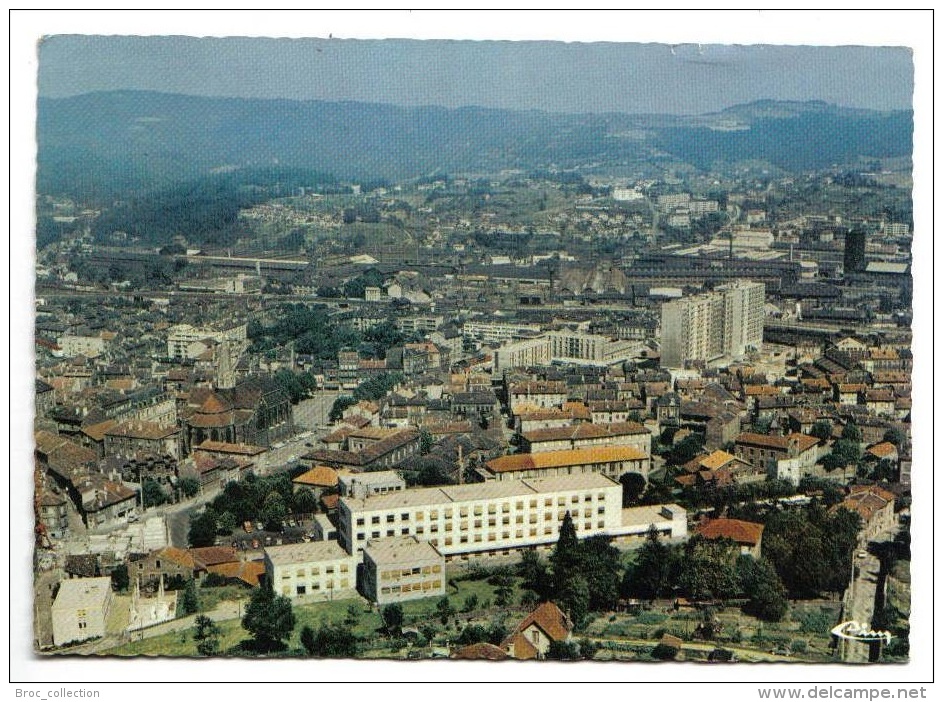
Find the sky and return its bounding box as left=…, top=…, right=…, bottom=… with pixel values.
left=37, top=35, right=913, bottom=115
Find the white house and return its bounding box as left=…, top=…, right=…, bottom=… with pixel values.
left=51, top=577, right=114, bottom=647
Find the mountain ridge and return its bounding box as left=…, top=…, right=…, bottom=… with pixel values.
left=37, top=91, right=913, bottom=201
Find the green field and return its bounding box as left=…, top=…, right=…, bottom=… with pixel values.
left=100, top=575, right=526, bottom=657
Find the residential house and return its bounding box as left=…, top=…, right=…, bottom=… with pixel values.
left=501, top=601, right=572, bottom=660
left=51, top=577, right=114, bottom=647
left=291, top=465, right=340, bottom=501
left=695, top=518, right=765, bottom=558
left=734, top=432, right=821, bottom=484
left=837, top=485, right=897, bottom=543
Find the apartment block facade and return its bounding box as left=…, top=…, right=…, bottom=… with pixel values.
left=338, top=473, right=624, bottom=561
left=660, top=280, right=764, bottom=368
left=263, top=541, right=357, bottom=601
left=361, top=536, right=447, bottom=605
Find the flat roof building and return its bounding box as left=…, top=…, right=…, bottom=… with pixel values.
left=338, top=473, right=684, bottom=562
left=263, top=541, right=357, bottom=601
left=361, top=536, right=446, bottom=605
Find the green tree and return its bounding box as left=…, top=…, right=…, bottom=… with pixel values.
left=216, top=511, right=238, bottom=535
left=737, top=556, right=788, bottom=622
left=763, top=509, right=833, bottom=598
left=651, top=643, right=679, bottom=660
left=141, top=479, right=168, bottom=508
left=344, top=603, right=361, bottom=627
left=261, top=491, right=287, bottom=532
left=188, top=507, right=218, bottom=548
left=518, top=549, right=552, bottom=600
left=623, top=525, right=673, bottom=600
left=194, top=614, right=221, bottom=656
left=178, top=476, right=201, bottom=499
left=300, top=623, right=359, bottom=657
left=381, top=603, right=404, bottom=637
left=494, top=585, right=513, bottom=607
left=329, top=396, right=357, bottom=422
left=242, top=582, right=296, bottom=652
left=435, top=596, right=456, bottom=625
left=810, top=420, right=833, bottom=441
left=419, top=622, right=438, bottom=647
left=677, top=536, right=741, bottom=602
left=292, top=487, right=319, bottom=516
left=550, top=512, right=581, bottom=578
left=457, top=624, right=489, bottom=645
left=841, top=423, right=862, bottom=443
left=419, top=429, right=434, bottom=455
left=580, top=536, right=623, bottom=612
left=546, top=640, right=581, bottom=660
left=619, top=472, right=647, bottom=506
left=462, top=594, right=480, bottom=613
left=181, top=579, right=200, bottom=615
left=557, top=574, right=590, bottom=629
left=882, top=427, right=907, bottom=448
left=667, top=433, right=705, bottom=466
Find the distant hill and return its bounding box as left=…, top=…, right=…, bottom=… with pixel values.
left=37, top=91, right=912, bottom=201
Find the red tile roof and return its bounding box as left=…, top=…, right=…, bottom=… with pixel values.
left=486, top=445, right=646, bottom=474
left=512, top=601, right=571, bottom=642
left=696, top=518, right=764, bottom=547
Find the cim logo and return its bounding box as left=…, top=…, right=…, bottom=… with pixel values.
left=830, top=621, right=893, bottom=645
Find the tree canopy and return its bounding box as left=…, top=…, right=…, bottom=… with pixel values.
left=241, top=582, right=296, bottom=652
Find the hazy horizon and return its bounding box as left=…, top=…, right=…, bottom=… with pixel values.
left=38, top=36, right=913, bottom=116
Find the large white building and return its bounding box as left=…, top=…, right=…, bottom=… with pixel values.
left=493, top=332, right=639, bottom=371
left=660, top=280, right=764, bottom=368
left=263, top=541, right=357, bottom=601
left=338, top=473, right=686, bottom=562
left=493, top=337, right=553, bottom=372
left=462, top=320, right=543, bottom=345
left=717, top=280, right=765, bottom=358
left=51, top=577, right=114, bottom=647
left=166, top=323, right=247, bottom=359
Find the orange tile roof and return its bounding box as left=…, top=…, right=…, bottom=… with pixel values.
left=696, top=518, right=764, bottom=546
left=206, top=559, right=265, bottom=587
left=866, top=442, right=898, bottom=458
left=321, top=494, right=340, bottom=510
left=188, top=546, right=239, bottom=567
left=744, top=385, right=781, bottom=396
left=195, top=440, right=266, bottom=456
left=486, top=445, right=647, bottom=473
left=293, top=466, right=339, bottom=488
left=157, top=547, right=196, bottom=569
left=839, top=486, right=894, bottom=522
left=698, top=450, right=737, bottom=471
